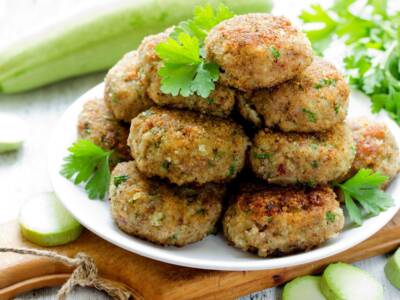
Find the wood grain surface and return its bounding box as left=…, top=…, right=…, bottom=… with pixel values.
left=1, top=212, right=399, bottom=300
left=1, top=1, right=400, bottom=299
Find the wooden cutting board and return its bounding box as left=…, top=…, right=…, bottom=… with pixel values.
left=0, top=214, right=399, bottom=300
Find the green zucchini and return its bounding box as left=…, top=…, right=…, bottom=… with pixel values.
left=19, top=192, right=82, bottom=246
left=282, top=276, right=326, bottom=300
left=321, top=263, right=383, bottom=300
left=385, top=248, right=400, bottom=288
left=0, top=0, right=272, bottom=93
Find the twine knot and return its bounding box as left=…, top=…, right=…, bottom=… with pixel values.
left=0, top=247, right=133, bottom=300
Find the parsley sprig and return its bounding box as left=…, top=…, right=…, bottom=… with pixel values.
left=60, top=140, right=111, bottom=200
left=335, top=169, right=394, bottom=225
left=300, top=0, right=400, bottom=124
left=155, top=4, right=234, bottom=98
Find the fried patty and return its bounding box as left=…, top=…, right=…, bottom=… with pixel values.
left=342, top=117, right=399, bottom=186
left=205, top=14, right=313, bottom=90
left=77, top=98, right=130, bottom=162
left=147, top=65, right=235, bottom=117
left=137, top=29, right=235, bottom=117
left=223, top=182, right=344, bottom=257
left=128, top=107, right=250, bottom=185
left=249, top=124, right=355, bottom=184
left=104, top=51, right=152, bottom=122
left=110, top=161, right=224, bottom=246
left=237, top=58, right=349, bottom=132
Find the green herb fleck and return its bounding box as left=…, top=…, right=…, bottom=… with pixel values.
left=334, top=104, right=340, bottom=114
left=302, top=108, right=317, bottom=123
left=112, top=95, right=119, bottom=104
left=162, top=160, right=171, bottom=171
left=228, top=162, right=236, bottom=177
left=113, top=175, right=129, bottom=187
left=196, top=208, right=207, bottom=215
left=270, top=46, right=280, bottom=61
left=206, top=98, right=215, bottom=105
left=150, top=212, right=164, bottom=227
left=311, top=160, right=319, bottom=169
left=314, top=78, right=337, bottom=89
left=305, top=180, right=316, bottom=188
left=254, top=153, right=272, bottom=159
left=326, top=211, right=336, bottom=223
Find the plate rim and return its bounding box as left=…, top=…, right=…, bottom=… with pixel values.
left=48, top=82, right=400, bottom=271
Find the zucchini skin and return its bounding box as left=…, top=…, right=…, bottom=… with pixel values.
left=0, top=0, right=272, bottom=93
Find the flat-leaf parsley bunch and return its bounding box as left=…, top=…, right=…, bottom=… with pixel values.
left=155, top=4, right=234, bottom=98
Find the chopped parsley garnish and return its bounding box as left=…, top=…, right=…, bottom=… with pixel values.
left=270, top=46, right=280, bottom=61
left=335, top=169, right=394, bottom=226
left=206, top=98, right=215, bottom=105
left=156, top=4, right=234, bottom=98
left=334, top=104, right=340, bottom=114
left=311, top=160, right=319, bottom=169
left=196, top=208, right=207, bottom=215
left=326, top=211, right=336, bottom=223
left=254, top=153, right=272, bottom=159
left=60, top=140, right=111, bottom=200
left=300, top=0, right=400, bottom=125
left=114, top=175, right=129, bottom=187
left=302, top=108, right=317, bottom=123
left=228, top=162, right=236, bottom=177
left=314, top=78, right=337, bottom=89
left=162, top=160, right=171, bottom=171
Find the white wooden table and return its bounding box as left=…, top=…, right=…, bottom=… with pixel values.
left=0, top=1, right=398, bottom=299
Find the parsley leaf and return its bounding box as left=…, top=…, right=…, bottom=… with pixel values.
left=299, top=4, right=338, bottom=53
left=156, top=4, right=234, bottom=98
left=335, top=169, right=394, bottom=225
left=171, top=4, right=234, bottom=43
left=60, top=140, right=111, bottom=200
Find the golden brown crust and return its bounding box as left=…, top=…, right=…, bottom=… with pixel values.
left=341, top=117, right=399, bottom=185
left=77, top=98, right=130, bottom=162
left=104, top=51, right=152, bottom=122
left=223, top=182, right=344, bottom=257
left=205, top=14, right=313, bottom=90
left=249, top=124, right=355, bottom=184
left=238, top=58, right=349, bottom=132
left=128, top=107, right=250, bottom=185
left=110, top=161, right=225, bottom=246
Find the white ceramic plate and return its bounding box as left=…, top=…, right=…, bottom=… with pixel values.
left=48, top=83, right=400, bottom=271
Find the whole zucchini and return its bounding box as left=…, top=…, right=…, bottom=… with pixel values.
left=0, top=0, right=272, bottom=93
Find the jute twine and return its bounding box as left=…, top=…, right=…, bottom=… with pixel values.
left=0, top=247, right=132, bottom=300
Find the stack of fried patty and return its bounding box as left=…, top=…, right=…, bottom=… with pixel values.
left=77, top=13, right=399, bottom=256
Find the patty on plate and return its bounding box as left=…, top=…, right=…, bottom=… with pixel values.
left=223, top=181, right=344, bottom=257
left=205, top=14, right=313, bottom=90
left=110, top=161, right=225, bottom=246
left=77, top=97, right=130, bottom=162
left=249, top=124, right=355, bottom=184
left=341, top=117, right=399, bottom=186
left=128, top=107, right=250, bottom=185
left=104, top=51, right=152, bottom=122
left=237, top=57, right=349, bottom=132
